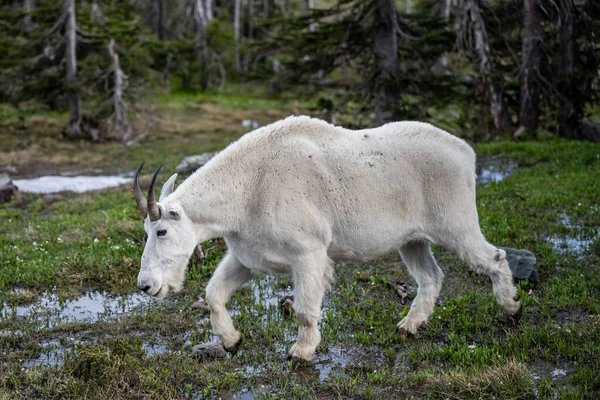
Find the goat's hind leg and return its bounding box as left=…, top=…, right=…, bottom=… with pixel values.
left=205, top=252, right=253, bottom=353
left=397, top=241, right=444, bottom=335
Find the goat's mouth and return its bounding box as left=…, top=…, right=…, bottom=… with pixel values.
left=152, top=285, right=170, bottom=300
left=151, top=283, right=183, bottom=300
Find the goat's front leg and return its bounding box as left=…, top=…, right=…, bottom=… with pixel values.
left=205, top=252, right=252, bottom=353
left=288, top=253, right=331, bottom=364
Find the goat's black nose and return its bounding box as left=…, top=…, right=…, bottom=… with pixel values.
left=139, top=284, right=152, bottom=293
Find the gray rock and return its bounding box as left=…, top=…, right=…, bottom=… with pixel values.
left=387, top=281, right=412, bottom=305
left=191, top=342, right=226, bottom=359
left=190, top=296, right=210, bottom=312
left=175, top=152, right=218, bottom=174
left=501, top=247, right=538, bottom=283
left=0, top=165, right=18, bottom=175
left=579, top=120, right=600, bottom=142
left=279, top=295, right=294, bottom=316
left=0, top=173, right=18, bottom=203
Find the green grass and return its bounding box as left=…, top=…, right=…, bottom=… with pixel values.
left=1, top=98, right=599, bottom=398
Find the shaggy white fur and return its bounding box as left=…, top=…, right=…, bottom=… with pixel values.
left=136, top=116, right=521, bottom=362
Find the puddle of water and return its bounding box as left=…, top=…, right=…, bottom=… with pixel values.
left=476, top=157, right=518, bottom=184
left=242, top=119, right=260, bottom=129
left=233, top=389, right=255, bottom=400
left=547, top=213, right=599, bottom=257
left=548, top=235, right=594, bottom=256
left=21, top=337, right=170, bottom=368
left=1, top=291, right=152, bottom=326
left=313, top=345, right=384, bottom=381
left=13, top=175, right=132, bottom=194
left=142, top=341, right=170, bottom=355
left=529, top=359, right=572, bottom=398
left=250, top=275, right=291, bottom=309
left=22, top=338, right=81, bottom=368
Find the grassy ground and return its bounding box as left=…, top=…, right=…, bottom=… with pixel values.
left=1, top=92, right=599, bottom=399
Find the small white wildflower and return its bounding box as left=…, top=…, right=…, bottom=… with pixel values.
left=113, top=245, right=121, bottom=250
left=32, top=241, right=38, bottom=246
left=57, top=237, right=63, bottom=243
left=94, top=238, right=99, bottom=243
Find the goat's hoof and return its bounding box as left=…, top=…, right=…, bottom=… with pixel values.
left=290, top=356, right=313, bottom=368
left=223, top=336, right=242, bottom=355
left=396, top=325, right=412, bottom=337
left=510, top=303, right=523, bottom=322
left=396, top=316, right=424, bottom=336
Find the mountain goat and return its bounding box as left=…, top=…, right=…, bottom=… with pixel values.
left=133, top=116, right=521, bottom=363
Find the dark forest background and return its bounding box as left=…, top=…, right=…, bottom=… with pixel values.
left=1, top=0, right=598, bottom=144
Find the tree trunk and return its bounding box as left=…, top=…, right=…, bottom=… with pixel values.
left=23, top=0, right=35, bottom=32
left=194, top=0, right=213, bottom=91
left=557, top=0, right=576, bottom=138
left=467, top=0, right=513, bottom=131
left=517, top=0, right=542, bottom=133
left=441, top=0, right=451, bottom=19
left=152, top=0, right=166, bottom=40
left=107, top=39, right=131, bottom=143
left=248, top=0, right=254, bottom=40
left=437, top=0, right=452, bottom=70
left=64, top=0, right=81, bottom=138
left=263, top=0, right=269, bottom=18
left=373, top=0, right=398, bottom=126
left=306, top=0, right=316, bottom=32
left=405, top=0, right=412, bottom=13
left=234, top=0, right=242, bottom=72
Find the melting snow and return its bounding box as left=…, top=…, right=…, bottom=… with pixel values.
left=13, top=175, right=131, bottom=194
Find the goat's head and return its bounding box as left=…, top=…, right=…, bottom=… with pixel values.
left=133, top=162, right=197, bottom=299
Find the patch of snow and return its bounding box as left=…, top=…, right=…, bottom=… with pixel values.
left=13, top=175, right=131, bottom=194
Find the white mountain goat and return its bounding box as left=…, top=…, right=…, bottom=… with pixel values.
left=133, top=116, right=521, bottom=363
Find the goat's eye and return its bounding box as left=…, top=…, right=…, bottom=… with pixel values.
left=157, top=230, right=167, bottom=237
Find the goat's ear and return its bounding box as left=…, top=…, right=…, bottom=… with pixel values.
left=159, top=173, right=178, bottom=201
left=168, top=209, right=181, bottom=220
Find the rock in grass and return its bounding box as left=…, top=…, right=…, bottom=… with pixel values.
left=0, top=173, right=18, bottom=203
left=501, top=247, right=538, bottom=284
left=579, top=120, right=600, bottom=142
left=387, top=281, right=412, bottom=305
left=175, top=152, right=218, bottom=174
left=192, top=342, right=226, bottom=359
left=190, top=296, right=211, bottom=312
left=279, top=295, right=294, bottom=316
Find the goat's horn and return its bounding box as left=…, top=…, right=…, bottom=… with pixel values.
left=133, top=161, right=148, bottom=219
left=147, top=163, right=164, bottom=221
